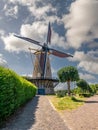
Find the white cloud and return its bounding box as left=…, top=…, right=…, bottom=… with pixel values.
left=1, top=34, right=34, bottom=53
left=0, top=54, right=7, bottom=66
left=7, top=0, right=30, bottom=5
left=8, top=0, right=38, bottom=5
left=78, top=61, right=98, bottom=75
left=79, top=73, right=95, bottom=80
left=69, top=51, right=98, bottom=74
left=70, top=51, right=98, bottom=62
left=27, top=0, right=61, bottom=24
left=7, top=0, right=61, bottom=23
left=62, top=0, right=98, bottom=49
left=1, top=21, right=46, bottom=53
left=20, top=21, right=47, bottom=42
left=29, top=4, right=56, bottom=20
left=51, top=30, right=68, bottom=49
left=3, top=4, right=18, bottom=19
left=2, top=20, right=68, bottom=52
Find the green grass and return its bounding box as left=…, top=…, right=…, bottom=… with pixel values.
left=48, top=96, right=84, bottom=110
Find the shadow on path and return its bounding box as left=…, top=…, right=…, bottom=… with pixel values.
left=85, top=100, right=98, bottom=103
left=1, top=96, right=40, bottom=130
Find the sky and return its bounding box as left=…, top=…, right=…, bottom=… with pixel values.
left=0, top=0, right=98, bottom=84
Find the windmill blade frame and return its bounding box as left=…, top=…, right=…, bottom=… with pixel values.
left=49, top=48, right=73, bottom=58
left=14, top=34, right=43, bottom=47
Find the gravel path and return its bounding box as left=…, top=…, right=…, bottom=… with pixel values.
left=1, top=96, right=69, bottom=130
left=60, top=95, right=98, bottom=130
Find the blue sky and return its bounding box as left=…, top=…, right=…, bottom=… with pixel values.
left=0, top=0, right=98, bottom=83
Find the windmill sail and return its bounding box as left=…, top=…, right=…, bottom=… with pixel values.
left=14, top=35, right=43, bottom=47
left=50, top=48, right=73, bottom=58
left=47, top=22, right=51, bottom=44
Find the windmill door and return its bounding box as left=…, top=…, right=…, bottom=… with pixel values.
left=38, top=88, right=45, bottom=95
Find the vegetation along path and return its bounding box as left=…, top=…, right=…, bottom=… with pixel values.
left=1, top=95, right=69, bottom=130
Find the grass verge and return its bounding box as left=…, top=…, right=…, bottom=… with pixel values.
left=48, top=96, right=84, bottom=111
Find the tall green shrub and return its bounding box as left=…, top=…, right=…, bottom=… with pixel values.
left=0, top=66, right=37, bottom=126
left=76, top=79, right=92, bottom=93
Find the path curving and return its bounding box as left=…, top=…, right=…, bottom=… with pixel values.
left=60, top=95, right=98, bottom=130
left=1, top=96, right=69, bottom=130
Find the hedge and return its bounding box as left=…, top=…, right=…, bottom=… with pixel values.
left=0, top=66, right=37, bottom=126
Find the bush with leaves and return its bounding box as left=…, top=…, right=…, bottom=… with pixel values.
left=73, top=87, right=91, bottom=97
left=55, top=90, right=68, bottom=97
left=0, top=66, right=37, bottom=127
left=76, top=79, right=92, bottom=93
left=73, top=79, right=93, bottom=97
left=90, top=84, right=97, bottom=95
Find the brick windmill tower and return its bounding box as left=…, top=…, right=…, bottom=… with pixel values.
left=14, top=22, right=73, bottom=94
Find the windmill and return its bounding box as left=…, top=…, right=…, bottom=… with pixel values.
left=14, top=22, right=73, bottom=94
left=14, top=22, right=73, bottom=78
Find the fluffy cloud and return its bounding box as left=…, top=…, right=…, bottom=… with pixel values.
left=3, top=4, right=18, bottom=19
left=2, top=21, right=68, bottom=52
left=78, top=61, right=98, bottom=75
left=20, top=21, right=47, bottom=42
left=71, top=51, right=98, bottom=62
left=28, top=2, right=60, bottom=23
left=79, top=73, right=95, bottom=80
left=69, top=51, right=98, bottom=74
left=0, top=54, right=7, bottom=66
left=1, top=21, right=46, bottom=52
left=1, top=22, right=47, bottom=53
left=63, top=0, right=98, bottom=49
left=29, top=4, right=56, bottom=20
left=7, top=0, right=61, bottom=23
left=51, top=30, right=68, bottom=49
left=8, top=0, right=38, bottom=5
left=1, top=34, right=34, bottom=52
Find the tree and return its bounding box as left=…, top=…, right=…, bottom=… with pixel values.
left=57, top=66, right=79, bottom=96
left=76, top=79, right=92, bottom=93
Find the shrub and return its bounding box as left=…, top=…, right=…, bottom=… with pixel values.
left=73, top=87, right=92, bottom=97
left=73, top=87, right=83, bottom=94
left=90, top=84, right=97, bottom=95
left=55, top=90, right=67, bottom=97
left=0, top=66, right=37, bottom=127
left=74, top=79, right=96, bottom=97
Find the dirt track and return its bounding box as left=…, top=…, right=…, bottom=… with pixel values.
left=1, top=96, right=69, bottom=130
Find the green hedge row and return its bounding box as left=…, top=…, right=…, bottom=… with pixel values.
left=0, top=66, right=37, bottom=126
